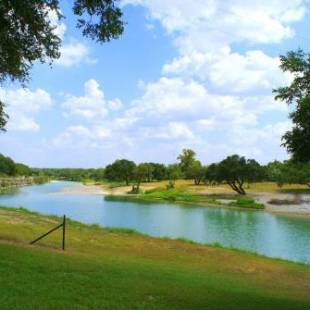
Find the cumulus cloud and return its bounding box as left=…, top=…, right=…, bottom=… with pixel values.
left=39, top=1, right=304, bottom=164
left=62, top=79, right=122, bottom=121
left=0, top=88, right=52, bottom=132
left=52, top=125, right=111, bottom=148
left=55, top=42, right=97, bottom=67
left=163, top=49, right=293, bottom=95
left=123, top=0, right=306, bottom=51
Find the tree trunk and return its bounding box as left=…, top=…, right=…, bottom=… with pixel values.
left=228, top=181, right=246, bottom=195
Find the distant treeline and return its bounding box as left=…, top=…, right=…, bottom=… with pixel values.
left=32, top=168, right=105, bottom=182
left=0, top=153, right=49, bottom=188
left=1, top=150, right=310, bottom=195
left=0, top=153, right=32, bottom=177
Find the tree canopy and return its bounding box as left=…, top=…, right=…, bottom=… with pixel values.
left=186, top=160, right=206, bottom=185
left=104, top=159, right=136, bottom=185
left=0, top=0, right=124, bottom=131
left=274, top=49, right=310, bottom=163
left=206, top=155, right=264, bottom=195
left=177, top=149, right=196, bottom=176
left=0, top=153, right=33, bottom=176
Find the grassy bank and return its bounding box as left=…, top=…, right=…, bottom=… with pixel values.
left=0, top=176, right=49, bottom=192
left=0, top=207, right=310, bottom=309
left=105, top=187, right=265, bottom=210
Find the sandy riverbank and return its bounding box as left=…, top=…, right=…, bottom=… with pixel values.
left=58, top=183, right=310, bottom=216
left=254, top=192, right=310, bottom=216
left=59, top=183, right=130, bottom=196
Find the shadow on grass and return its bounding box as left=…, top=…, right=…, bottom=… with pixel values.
left=277, top=188, right=310, bottom=194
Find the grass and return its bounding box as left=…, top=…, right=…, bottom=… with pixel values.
left=110, top=179, right=310, bottom=195
left=0, top=206, right=310, bottom=309
left=0, top=208, right=310, bottom=310
left=105, top=187, right=266, bottom=210
left=229, top=197, right=265, bottom=209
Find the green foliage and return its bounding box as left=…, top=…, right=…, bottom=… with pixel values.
left=33, top=167, right=105, bottom=182
left=1, top=208, right=309, bottom=309
left=206, top=155, right=264, bottom=195
left=274, top=49, right=310, bottom=162
left=230, top=197, right=265, bottom=210
left=273, top=161, right=310, bottom=187
left=186, top=160, right=206, bottom=185
left=177, top=148, right=196, bottom=176
left=130, top=163, right=151, bottom=192
left=282, top=97, right=310, bottom=162
left=104, top=159, right=136, bottom=185
left=15, top=163, right=32, bottom=176
left=73, top=0, right=124, bottom=42
left=265, top=161, right=283, bottom=183
left=0, top=0, right=124, bottom=131
left=150, top=163, right=167, bottom=181
left=166, top=164, right=182, bottom=188
left=0, top=153, right=16, bottom=176
left=0, top=100, right=8, bottom=132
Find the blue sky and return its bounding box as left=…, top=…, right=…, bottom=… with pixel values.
left=1, top=0, right=310, bottom=168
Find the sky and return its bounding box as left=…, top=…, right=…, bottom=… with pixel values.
left=1, top=0, right=310, bottom=168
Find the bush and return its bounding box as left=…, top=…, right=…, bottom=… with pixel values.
left=230, top=197, right=265, bottom=209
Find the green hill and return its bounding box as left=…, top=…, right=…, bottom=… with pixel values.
left=0, top=206, right=309, bottom=310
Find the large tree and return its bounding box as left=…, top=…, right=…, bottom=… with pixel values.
left=104, top=159, right=136, bottom=185
left=209, top=155, right=263, bottom=195
left=0, top=0, right=124, bottom=131
left=177, top=148, right=196, bottom=177
left=273, top=49, right=310, bottom=162
left=186, top=160, right=206, bottom=185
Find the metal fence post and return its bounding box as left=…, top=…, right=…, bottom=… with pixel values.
left=62, top=215, right=66, bottom=251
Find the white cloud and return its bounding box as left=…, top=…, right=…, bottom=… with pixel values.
left=52, top=125, right=111, bottom=148
left=47, top=9, right=66, bottom=40
left=143, top=121, right=194, bottom=140
left=163, top=49, right=293, bottom=95
left=40, top=1, right=304, bottom=164
left=0, top=88, right=52, bottom=132
left=62, top=79, right=122, bottom=121
left=123, top=0, right=306, bottom=52
left=56, top=42, right=97, bottom=67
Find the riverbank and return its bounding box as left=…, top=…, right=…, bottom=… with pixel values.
left=0, top=206, right=309, bottom=309
left=0, top=176, right=49, bottom=193
left=101, top=181, right=310, bottom=215
left=56, top=180, right=310, bottom=215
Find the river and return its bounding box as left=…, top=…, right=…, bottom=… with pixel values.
left=0, top=181, right=310, bottom=263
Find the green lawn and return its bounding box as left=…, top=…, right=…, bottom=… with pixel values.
left=0, top=206, right=310, bottom=309
left=105, top=188, right=265, bottom=209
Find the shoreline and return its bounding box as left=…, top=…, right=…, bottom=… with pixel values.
left=57, top=182, right=310, bottom=216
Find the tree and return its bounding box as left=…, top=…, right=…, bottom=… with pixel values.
left=210, top=155, right=263, bottom=195
left=186, top=160, right=206, bottom=185
left=177, top=148, right=196, bottom=177
left=15, top=163, right=32, bottom=176
left=0, top=0, right=124, bottom=131
left=139, top=163, right=154, bottom=182
left=265, top=160, right=285, bottom=186
left=130, top=164, right=149, bottom=193
left=273, top=49, right=310, bottom=162
left=274, top=161, right=310, bottom=188
left=104, top=159, right=135, bottom=185
left=0, top=153, right=17, bottom=176
left=166, top=164, right=182, bottom=189
left=205, top=164, right=218, bottom=186
left=281, top=97, right=310, bottom=163
left=0, top=101, right=8, bottom=132
left=150, top=163, right=167, bottom=181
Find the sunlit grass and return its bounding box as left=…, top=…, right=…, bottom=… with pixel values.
left=0, top=206, right=310, bottom=309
